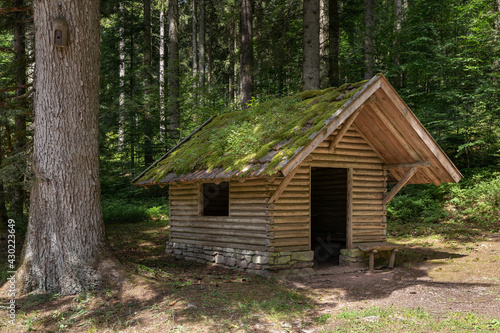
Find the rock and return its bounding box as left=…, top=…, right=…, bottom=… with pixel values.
left=361, top=315, right=379, bottom=322
left=340, top=249, right=365, bottom=257
left=186, top=303, right=197, bottom=310
left=215, top=255, right=225, bottom=265
left=291, top=251, right=315, bottom=261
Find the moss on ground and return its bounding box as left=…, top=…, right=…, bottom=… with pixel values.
left=139, top=80, right=369, bottom=183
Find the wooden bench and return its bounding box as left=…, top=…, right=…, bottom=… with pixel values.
left=356, top=242, right=402, bottom=272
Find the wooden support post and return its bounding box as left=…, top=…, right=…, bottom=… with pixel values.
left=369, top=249, right=377, bottom=272
left=389, top=249, right=398, bottom=269
left=268, top=166, right=301, bottom=204
left=328, top=109, right=361, bottom=153
left=346, top=168, right=353, bottom=249
left=383, top=166, right=418, bottom=205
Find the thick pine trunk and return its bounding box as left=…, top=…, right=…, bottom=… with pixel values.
left=192, top=0, right=198, bottom=103
left=319, top=0, right=327, bottom=86
left=12, top=0, right=27, bottom=219
left=328, top=0, right=340, bottom=87
left=393, top=0, right=402, bottom=88
left=240, top=0, right=253, bottom=109
left=229, top=13, right=235, bottom=102
left=18, top=0, right=115, bottom=295
left=364, top=0, right=375, bottom=79
left=168, top=0, right=180, bottom=143
left=302, top=0, right=320, bottom=91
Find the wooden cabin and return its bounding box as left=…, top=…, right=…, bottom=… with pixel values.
left=134, top=74, right=462, bottom=276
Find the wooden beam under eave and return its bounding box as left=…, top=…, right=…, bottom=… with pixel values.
left=383, top=161, right=430, bottom=170
left=328, top=109, right=362, bottom=153
left=268, top=166, right=302, bottom=204
left=383, top=167, right=418, bottom=205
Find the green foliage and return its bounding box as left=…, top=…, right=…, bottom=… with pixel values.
left=387, top=185, right=447, bottom=223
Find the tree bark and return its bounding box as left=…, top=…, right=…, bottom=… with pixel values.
left=364, top=0, right=375, bottom=79
left=168, top=0, right=180, bottom=143
left=0, top=129, right=7, bottom=234
left=12, top=0, right=27, bottom=220
left=159, top=0, right=166, bottom=144
left=198, top=0, right=205, bottom=103
left=240, top=0, right=253, bottom=109
left=229, top=12, right=235, bottom=102
left=143, top=0, right=154, bottom=166
left=319, top=0, right=327, bottom=86
left=302, top=0, right=320, bottom=91
left=393, top=0, right=402, bottom=88
left=192, top=0, right=198, bottom=103
left=118, top=2, right=126, bottom=152
left=328, top=0, right=340, bottom=87
left=18, top=0, right=115, bottom=295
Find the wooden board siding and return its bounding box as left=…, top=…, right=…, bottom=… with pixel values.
left=269, top=125, right=387, bottom=250
left=169, top=180, right=275, bottom=251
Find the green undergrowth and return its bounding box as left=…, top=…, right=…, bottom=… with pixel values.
left=139, top=80, right=369, bottom=183
left=331, top=306, right=500, bottom=332
left=388, top=168, right=500, bottom=242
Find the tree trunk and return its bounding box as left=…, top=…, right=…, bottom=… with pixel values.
left=319, top=0, right=327, bottom=86
left=198, top=0, right=205, bottom=103
left=328, top=0, right=340, bottom=87
left=159, top=0, right=166, bottom=145
left=240, top=0, right=253, bottom=109
left=302, top=0, right=320, bottom=91
left=168, top=0, right=180, bottom=143
left=118, top=2, right=126, bottom=152
left=192, top=0, right=198, bottom=103
left=229, top=13, right=235, bottom=102
left=393, top=0, right=402, bottom=88
left=18, top=0, right=115, bottom=295
left=12, top=0, right=27, bottom=220
left=364, top=0, right=375, bottom=79
left=143, top=0, right=154, bottom=166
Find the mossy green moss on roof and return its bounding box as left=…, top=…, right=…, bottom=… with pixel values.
left=138, top=80, right=369, bottom=183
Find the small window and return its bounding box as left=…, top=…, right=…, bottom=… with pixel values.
left=203, top=182, right=229, bottom=216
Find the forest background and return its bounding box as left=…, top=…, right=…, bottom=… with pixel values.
left=0, top=0, right=499, bottom=231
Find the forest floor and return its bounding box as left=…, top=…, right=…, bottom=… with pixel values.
left=0, top=218, right=499, bottom=332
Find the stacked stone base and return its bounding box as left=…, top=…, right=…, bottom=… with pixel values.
left=166, top=241, right=315, bottom=277
left=339, top=248, right=391, bottom=268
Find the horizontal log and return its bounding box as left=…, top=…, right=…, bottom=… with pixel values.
left=170, top=238, right=267, bottom=252
left=274, top=197, right=310, bottom=204
left=170, top=220, right=268, bottom=231
left=352, top=204, right=383, bottom=211
left=270, top=210, right=309, bottom=217
left=170, top=188, right=199, bottom=195
left=353, top=180, right=386, bottom=187
left=352, top=230, right=384, bottom=236
left=272, top=216, right=309, bottom=224
left=383, top=161, right=430, bottom=170
left=352, top=175, right=386, bottom=182
left=272, top=230, right=309, bottom=239
left=352, top=215, right=384, bottom=223
left=352, top=187, right=387, bottom=193
left=352, top=224, right=387, bottom=230
left=279, top=192, right=309, bottom=198
left=310, top=154, right=382, bottom=165
left=230, top=203, right=269, bottom=211
left=230, top=210, right=268, bottom=217
left=271, top=203, right=309, bottom=210
left=352, top=192, right=384, bottom=200
left=352, top=237, right=386, bottom=244
left=353, top=210, right=386, bottom=216
left=310, top=161, right=383, bottom=170
left=273, top=245, right=310, bottom=252
left=353, top=169, right=385, bottom=176
left=230, top=197, right=269, bottom=204
left=230, top=186, right=277, bottom=193
left=230, top=191, right=271, bottom=198
left=270, top=237, right=310, bottom=247
left=230, top=180, right=279, bottom=187
left=170, top=211, right=197, bottom=217
left=172, top=227, right=269, bottom=239
left=171, top=232, right=268, bottom=246
left=269, top=223, right=310, bottom=231
left=170, top=215, right=269, bottom=223
left=293, top=174, right=310, bottom=180
left=352, top=199, right=382, bottom=205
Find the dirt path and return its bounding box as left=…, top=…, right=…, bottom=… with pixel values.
left=291, top=234, right=500, bottom=318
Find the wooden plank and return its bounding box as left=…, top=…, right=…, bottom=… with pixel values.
left=280, top=76, right=383, bottom=176
left=230, top=197, right=269, bottom=204
left=350, top=123, right=387, bottom=162
left=383, top=161, right=430, bottom=170
left=270, top=210, right=309, bottom=217
left=272, top=216, right=309, bottom=223
left=352, top=215, right=384, bottom=223
left=352, top=187, right=386, bottom=193
left=329, top=109, right=362, bottom=153
left=270, top=237, right=310, bottom=247
left=352, top=192, right=384, bottom=200
left=383, top=166, right=418, bottom=205
left=346, top=167, right=353, bottom=249
left=271, top=203, right=309, bottom=210
left=172, top=227, right=269, bottom=238
left=353, top=169, right=385, bottom=176
left=268, top=166, right=302, bottom=204
left=170, top=220, right=268, bottom=231
left=230, top=204, right=269, bottom=211
left=230, top=191, right=271, bottom=198
left=230, top=185, right=275, bottom=193
left=170, top=238, right=267, bottom=252
left=230, top=210, right=268, bottom=217
left=273, top=245, right=310, bottom=252
left=269, top=223, right=310, bottom=231
left=353, top=210, right=386, bottom=216
left=310, top=161, right=383, bottom=170
left=272, top=230, right=310, bottom=239
left=170, top=215, right=269, bottom=223
left=274, top=197, right=310, bottom=204
left=171, top=232, right=269, bottom=246
left=379, top=79, right=462, bottom=182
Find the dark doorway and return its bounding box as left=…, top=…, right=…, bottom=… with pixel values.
left=311, top=167, right=347, bottom=266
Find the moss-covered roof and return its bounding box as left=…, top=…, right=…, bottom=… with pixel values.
left=136, top=79, right=370, bottom=185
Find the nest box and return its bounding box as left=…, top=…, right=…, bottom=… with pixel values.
left=53, top=18, right=68, bottom=47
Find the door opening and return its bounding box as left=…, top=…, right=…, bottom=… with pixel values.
left=311, top=167, right=347, bottom=266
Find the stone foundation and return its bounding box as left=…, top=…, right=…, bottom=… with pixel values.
left=166, top=241, right=315, bottom=277
left=339, top=248, right=391, bottom=268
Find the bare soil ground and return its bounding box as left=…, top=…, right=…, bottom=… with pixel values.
left=0, top=220, right=499, bottom=332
